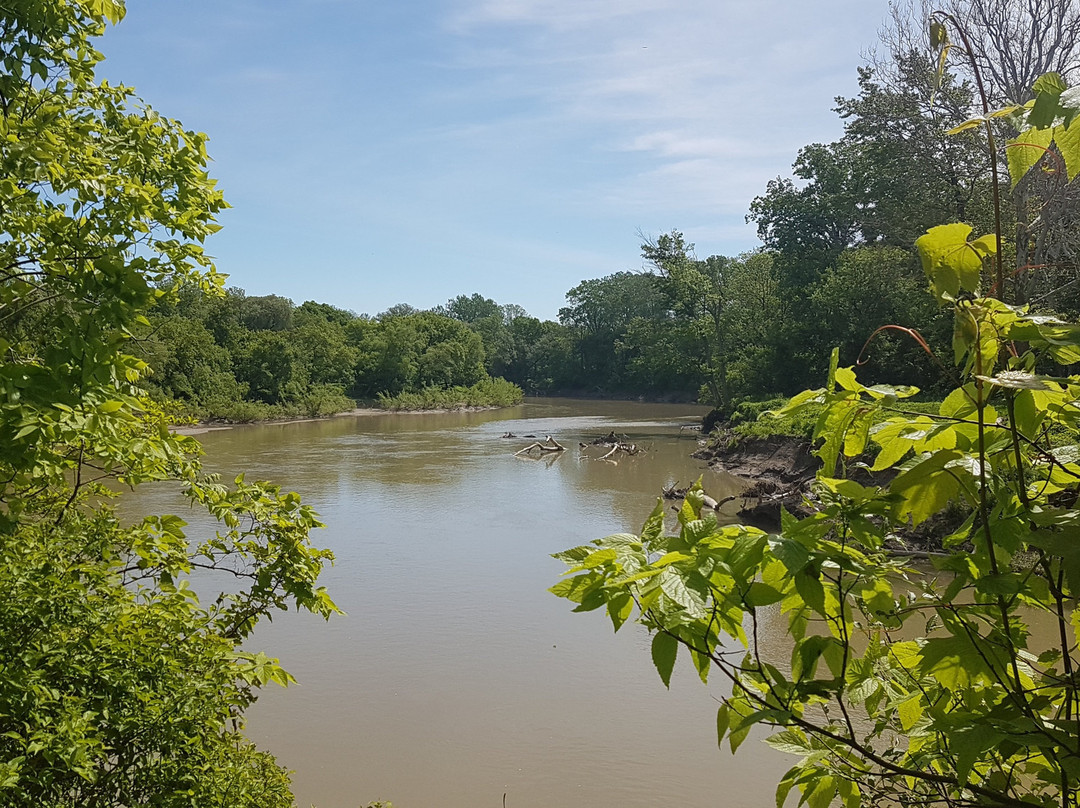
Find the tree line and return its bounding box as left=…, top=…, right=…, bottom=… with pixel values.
left=150, top=19, right=1080, bottom=420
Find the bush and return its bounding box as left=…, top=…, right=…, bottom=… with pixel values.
left=376, top=377, right=523, bottom=411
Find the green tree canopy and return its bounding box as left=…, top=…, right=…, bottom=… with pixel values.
left=0, top=2, right=338, bottom=803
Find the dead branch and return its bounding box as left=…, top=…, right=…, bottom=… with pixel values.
left=514, top=435, right=566, bottom=456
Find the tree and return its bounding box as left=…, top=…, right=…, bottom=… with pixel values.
left=350, top=312, right=486, bottom=397
left=411, top=312, right=486, bottom=389
left=0, top=2, right=338, bottom=804
left=236, top=293, right=294, bottom=332
left=552, top=63, right=1080, bottom=808
left=437, top=292, right=503, bottom=324
left=234, top=330, right=305, bottom=404
left=136, top=313, right=242, bottom=403
left=748, top=58, right=990, bottom=263
left=292, top=306, right=360, bottom=388
left=559, top=271, right=671, bottom=390
left=744, top=55, right=996, bottom=393
left=879, top=0, right=1080, bottom=107
left=640, top=232, right=729, bottom=404
left=807, top=246, right=944, bottom=389
left=377, top=302, right=419, bottom=319
left=876, top=0, right=1080, bottom=308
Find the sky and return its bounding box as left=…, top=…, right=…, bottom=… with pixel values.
left=100, top=0, right=893, bottom=321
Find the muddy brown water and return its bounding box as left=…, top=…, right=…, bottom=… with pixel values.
left=125, top=398, right=793, bottom=807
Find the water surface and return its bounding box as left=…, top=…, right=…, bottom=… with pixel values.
left=135, top=398, right=791, bottom=807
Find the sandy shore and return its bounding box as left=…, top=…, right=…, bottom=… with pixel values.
left=171, top=405, right=509, bottom=435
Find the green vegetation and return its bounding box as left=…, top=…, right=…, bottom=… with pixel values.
left=0, top=2, right=337, bottom=804
left=375, top=377, right=524, bottom=411
left=136, top=288, right=523, bottom=420
left=554, top=14, right=1080, bottom=808
left=726, top=397, right=942, bottom=443
left=9, top=0, right=1080, bottom=805
left=61, top=0, right=1077, bottom=428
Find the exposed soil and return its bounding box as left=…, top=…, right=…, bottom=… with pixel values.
left=691, top=430, right=966, bottom=554
left=692, top=432, right=819, bottom=523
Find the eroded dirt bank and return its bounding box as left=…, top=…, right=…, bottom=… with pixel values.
left=692, top=431, right=962, bottom=553
left=692, top=432, right=818, bottom=523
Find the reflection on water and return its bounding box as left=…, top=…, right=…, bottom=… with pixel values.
left=124, top=398, right=791, bottom=808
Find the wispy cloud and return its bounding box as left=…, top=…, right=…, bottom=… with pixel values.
left=100, top=0, right=894, bottom=318
left=435, top=0, right=890, bottom=249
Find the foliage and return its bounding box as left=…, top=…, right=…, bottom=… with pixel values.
left=727, top=397, right=822, bottom=441
left=727, top=396, right=941, bottom=444
left=374, top=376, right=523, bottom=411
left=0, top=1, right=339, bottom=803
left=134, top=285, right=542, bottom=420
left=552, top=64, right=1080, bottom=808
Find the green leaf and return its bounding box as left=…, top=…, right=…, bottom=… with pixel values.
left=775, top=772, right=798, bottom=808
left=606, top=591, right=634, bottom=631
left=770, top=538, right=811, bottom=575
left=1033, top=72, right=1068, bottom=96
left=793, top=570, right=825, bottom=614
left=1007, top=126, right=1054, bottom=187
left=1051, top=116, right=1080, bottom=184
left=651, top=631, right=678, bottom=688
left=728, top=721, right=752, bottom=754
left=806, top=776, right=836, bottom=808
left=746, top=582, right=786, bottom=607
left=916, top=224, right=993, bottom=303
left=950, top=727, right=1006, bottom=786
left=928, top=19, right=947, bottom=48
left=716, top=703, right=730, bottom=747
left=897, top=696, right=923, bottom=731
left=763, top=729, right=811, bottom=756
left=581, top=548, right=617, bottom=569
left=1029, top=72, right=1067, bottom=129
left=975, top=370, right=1053, bottom=390
left=889, top=450, right=963, bottom=526
left=825, top=348, right=840, bottom=393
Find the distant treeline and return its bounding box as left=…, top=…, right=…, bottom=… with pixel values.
left=137, top=240, right=938, bottom=423
left=142, top=51, right=1080, bottom=421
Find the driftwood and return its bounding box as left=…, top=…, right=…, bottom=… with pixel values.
left=578, top=440, right=643, bottom=463
left=596, top=442, right=641, bottom=460
left=515, top=435, right=566, bottom=456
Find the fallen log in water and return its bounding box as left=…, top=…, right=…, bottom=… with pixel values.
left=514, top=435, right=566, bottom=456
left=596, top=442, right=641, bottom=460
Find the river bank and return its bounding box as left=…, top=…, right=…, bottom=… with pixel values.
left=172, top=404, right=516, bottom=435
left=694, top=429, right=966, bottom=553
left=692, top=431, right=817, bottom=522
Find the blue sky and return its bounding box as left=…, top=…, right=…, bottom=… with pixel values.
left=101, top=0, right=890, bottom=320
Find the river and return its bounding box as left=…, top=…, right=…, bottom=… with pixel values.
left=133, top=398, right=792, bottom=807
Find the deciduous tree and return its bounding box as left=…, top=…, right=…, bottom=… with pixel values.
left=0, top=2, right=338, bottom=803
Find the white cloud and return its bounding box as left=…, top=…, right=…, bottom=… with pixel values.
left=435, top=0, right=890, bottom=236
left=447, top=0, right=671, bottom=32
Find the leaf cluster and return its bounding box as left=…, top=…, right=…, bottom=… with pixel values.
left=552, top=67, right=1080, bottom=808
left=0, top=3, right=340, bottom=804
